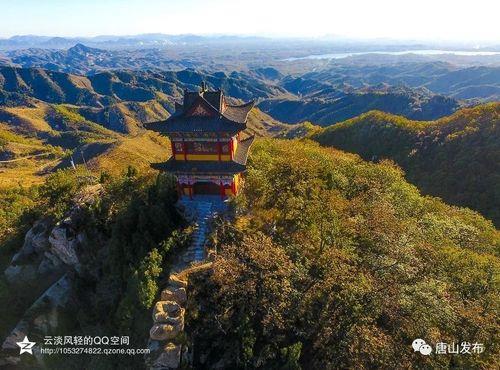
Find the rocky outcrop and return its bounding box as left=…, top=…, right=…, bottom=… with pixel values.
left=4, top=218, right=60, bottom=285
left=14, top=219, right=51, bottom=258
left=4, top=184, right=103, bottom=286
left=160, top=287, right=187, bottom=305
left=4, top=216, right=85, bottom=285
left=48, top=218, right=83, bottom=270
left=153, top=301, right=185, bottom=324
left=150, top=323, right=183, bottom=342
left=2, top=275, right=72, bottom=360
left=1, top=184, right=103, bottom=365
left=4, top=263, right=38, bottom=285
left=153, top=343, right=182, bottom=369
left=147, top=274, right=188, bottom=369
left=150, top=300, right=185, bottom=341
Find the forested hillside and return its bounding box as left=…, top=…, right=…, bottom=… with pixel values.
left=258, top=85, right=459, bottom=125
left=3, top=130, right=499, bottom=370
left=0, top=168, right=192, bottom=369
left=312, top=103, right=500, bottom=226
left=188, top=139, right=499, bottom=369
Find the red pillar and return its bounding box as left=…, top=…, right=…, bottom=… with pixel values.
left=229, top=139, right=234, bottom=160
left=188, top=184, right=193, bottom=199
left=231, top=181, right=236, bottom=195
left=217, top=141, right=222, bottom=161
left=182, top=140, right=187, bottom=161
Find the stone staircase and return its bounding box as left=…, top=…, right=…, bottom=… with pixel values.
left=182, top=201, right=212, bottom=263
left=147, top=197, right=226, bottom=369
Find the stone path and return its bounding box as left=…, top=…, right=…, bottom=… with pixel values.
left=147, top=197, right=226, bottom=369
left=182, top=201, right=212, bottom=263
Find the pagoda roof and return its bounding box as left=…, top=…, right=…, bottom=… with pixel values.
left=153, top=136, right=254, bottom=174
left=233, top=135, right=254, bottom=164
left=146, top=85, right=254, bottom=135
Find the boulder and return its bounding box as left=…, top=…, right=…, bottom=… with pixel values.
left=37, top=253, right=63, bottom=275
left=48, top=224, right=80, bottom=267
left=152, top=301, right=185, bottom=327
left=11, top=219, right=52, bottom=264
left=161, top=287, right=187, bottom=305
left=168, top=274, right=187, bottom=289
left=23, top=219, right=51, bottom=252
left=153, top=343, right=181, bottom=369
left=154, top=311, right=185, bottom=327
left=149, top=323, right=182, bottom=341
left=154, top=301, right=182, bottom=316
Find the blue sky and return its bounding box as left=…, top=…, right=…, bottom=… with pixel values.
left=1, top=0, right=499, bottom=42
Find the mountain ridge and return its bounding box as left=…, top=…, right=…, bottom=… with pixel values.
left=312, top=102, right=500, bottom=226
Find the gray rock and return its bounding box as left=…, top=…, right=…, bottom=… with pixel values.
left=149, top=323, right=182, bottom=341
left=168, top=275, right=188, bottom=289
left=161, top=287, right=187, bottom=305
left=37, top=255, right=60, bottom=275
left=11, top=219, right=51, bottom=264
left=27, top=220, right=52, bottom=253
left=152, top=343, right=181, bottom=369
left=48, top=225, right=80, bottom=267
left=43, top=251, right=63, bottom=268
left=4, top=264, right=36, bottom=284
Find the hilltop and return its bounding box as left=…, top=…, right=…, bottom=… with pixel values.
left=312, top=103, right=500, bottom=226
left=189, top=138, right=499, bottom=369
left=1, top=138, right=498, bottom=369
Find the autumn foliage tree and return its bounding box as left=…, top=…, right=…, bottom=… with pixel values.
left=189, top=139, right=499, bottom=369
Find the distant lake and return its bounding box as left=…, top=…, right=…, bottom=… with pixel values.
left=284, top=50, right=500, bottom=61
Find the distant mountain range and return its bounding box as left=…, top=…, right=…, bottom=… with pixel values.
left=2, top=43, right=199, bottom=74
left=294, top=62, right=500, bottom=101
left=1, top=65, right=471, bottom=128
left=1, top=43, right=498, bottom=113
left=0, top=66, right=288, bottom=131
left=0, top=34, right=274, bottom=50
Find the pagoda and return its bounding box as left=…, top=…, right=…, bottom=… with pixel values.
left=147, top=83, right=254, bottom=199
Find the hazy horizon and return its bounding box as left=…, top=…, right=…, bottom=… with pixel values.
left=1, top=32, right=499, bottom=46
left=1, top=0, right=499, bottom=43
